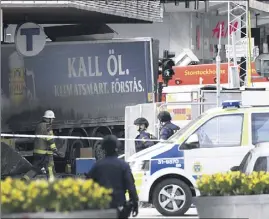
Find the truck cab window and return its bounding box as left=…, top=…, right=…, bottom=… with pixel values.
left=253, top=157, right=269, bottom=172
left=251, top=113, right=269, bottom=145
left=187, top=114, right=243, bottom=149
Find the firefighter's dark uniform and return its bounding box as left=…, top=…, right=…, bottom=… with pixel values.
left=22, top=121, right=57, bottom=181
left=159, top=122, right=180, bottom=140
left=135, top=130, right=155, bottom=152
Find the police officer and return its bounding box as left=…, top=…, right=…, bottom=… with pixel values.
left=134, top=117, right=156, bottom=153
left=22, top=110, right=58, bottom=181
left=86, top=135, right=139, bottom=219
left=158, top=111, right=180, bottom=140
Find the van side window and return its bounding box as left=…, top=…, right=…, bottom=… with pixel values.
left=251, top=113, right=269, bottom=145
left=253, top=157, right=269, bottom=172
left=193, top=114, right=243, bottom=148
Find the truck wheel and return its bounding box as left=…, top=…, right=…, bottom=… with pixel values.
left=93, top=132, right=105, bottom=160
left=153, top=178, right=192, bottom=216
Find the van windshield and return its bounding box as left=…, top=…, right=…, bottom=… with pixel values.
left=168, top=113, right=205, bottom=142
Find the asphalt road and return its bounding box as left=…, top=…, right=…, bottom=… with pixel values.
left=135, top=207, right=198, bottom=218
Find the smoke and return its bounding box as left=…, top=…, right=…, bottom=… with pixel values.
left=1, top=89, right=11, bottom=111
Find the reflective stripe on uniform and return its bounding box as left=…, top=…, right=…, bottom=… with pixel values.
left=33, top=149, right=53, bottom=155
left=46, top=130, right=56, bottom=150
left=50, top=143, right=56, bottom=150
left=46, top=130, right=55, bottom=143
left=48, top=166, right=55, bottom=181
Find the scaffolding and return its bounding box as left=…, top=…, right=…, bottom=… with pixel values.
left=227, top=0, right=250, bottom=87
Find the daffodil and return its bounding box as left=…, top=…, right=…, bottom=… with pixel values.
left=1, top=177, right=112, bottom=213
left=197, top=172, right=269, bottom=196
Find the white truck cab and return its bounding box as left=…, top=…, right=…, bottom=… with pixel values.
left=128, top=92, right=269, bottom=217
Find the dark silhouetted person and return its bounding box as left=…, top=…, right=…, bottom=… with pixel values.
left=86, top=135, right=139, bottom=219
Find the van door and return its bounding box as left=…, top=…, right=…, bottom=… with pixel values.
left=181, top=113, right=252, bottom=177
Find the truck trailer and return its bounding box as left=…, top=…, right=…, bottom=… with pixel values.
left=1, top=38, right=159, bottom=174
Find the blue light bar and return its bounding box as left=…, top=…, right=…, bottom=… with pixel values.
left=222, top=100, right=241, bottom=109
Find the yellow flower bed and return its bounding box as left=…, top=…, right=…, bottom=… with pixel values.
left=1, top=177, right=112, bottom=214
left=197, top=171, right=269, bottom=196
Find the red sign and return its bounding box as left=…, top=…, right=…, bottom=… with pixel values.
left=173, top=108, right=187, bottom=114
left=158, top=62, right=268, bottom=86
left=212, top=21, right=239, bottom=38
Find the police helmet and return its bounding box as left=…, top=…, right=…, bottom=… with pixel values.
left=134, top=117, right=149, bottom=128
left=101, top=135, right=120, bottom=155
left=43, top=110, right=55, bottom=119
left=158, top=111, right=172, bottom=122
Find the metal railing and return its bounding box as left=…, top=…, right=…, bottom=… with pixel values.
left=1, top=0, right=163, bottom=22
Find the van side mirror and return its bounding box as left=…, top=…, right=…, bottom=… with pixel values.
left=186, top=133, right=199, bottom=145
left=184, top=133, right=199, bottom=149
left=230, top=166, right=239, bottom=171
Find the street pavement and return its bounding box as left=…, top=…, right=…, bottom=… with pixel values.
left=135, top=207, right=198, bottom=218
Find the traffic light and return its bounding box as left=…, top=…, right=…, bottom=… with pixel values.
left=161, top=50, right=175, bottom=86
left=157, top=50, right=175, bottom=101
left=162, top=59, right=175, bottom=80
left=158, top=59, right=163, bottom=75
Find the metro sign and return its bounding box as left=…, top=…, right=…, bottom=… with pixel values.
left=15, top=22, right=46, bottom=57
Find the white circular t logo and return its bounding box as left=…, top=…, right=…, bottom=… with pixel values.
left=15, top=22, right=46, bottom=57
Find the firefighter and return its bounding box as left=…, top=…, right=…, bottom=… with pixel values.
left=158, top=111, right=180, bottom=140
left=86, top=135, right=139, bottom=219
left=22, top=110, right=58, bottom=181
left=134, top=117, right=156, bottom=153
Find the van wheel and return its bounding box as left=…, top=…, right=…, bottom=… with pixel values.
left=153, top=178, right=192, bottom=216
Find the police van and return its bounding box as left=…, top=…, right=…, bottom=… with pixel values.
left=127, top=90, right=269, bottom=216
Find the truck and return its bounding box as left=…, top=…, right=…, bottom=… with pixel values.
left=1, top=38, right=159, bottom=174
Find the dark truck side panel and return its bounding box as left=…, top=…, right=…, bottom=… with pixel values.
left=1, top=39, right=157, bottom=133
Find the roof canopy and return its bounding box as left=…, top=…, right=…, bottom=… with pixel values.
left=1, top=0, right=163, bottom=24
